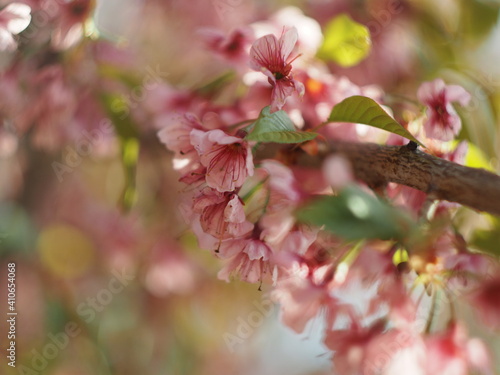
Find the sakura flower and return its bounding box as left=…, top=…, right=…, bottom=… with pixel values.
left=198, top=27, right=253, bottom=66
left=425, top=323, right=493, bottom=375
left=325, top=319, right=393, bottom=375
left=158, top=112, right=203, bottom=157
left=0, top=3, right=31, bottom=52
left=417, top=79, right=471, bottom=141
left=192, top=189, right=253, bottom=241
left=217, top=237, right=272, bottom=284
left=249, top=27, right=305, bottom=112
left=468, top=276, right=500, bottom=330
left=272, top=259, right=342, bottom=333
left=52, top=0, right=94, bottom=50
left=190, top=129, right=254, bottom=193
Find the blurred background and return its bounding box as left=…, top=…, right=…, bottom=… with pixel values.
left=1, top=0, right=500, bottom=374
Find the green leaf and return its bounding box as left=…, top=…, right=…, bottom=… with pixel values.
left=245, top=106, right=317, bottom=143
left=297, top=186, right=414, bottom=241
left=317, top=14, right=371, bottom=67
left=0, top=201, right=36, bottom=254
left=328, top=96, right=425, bottom=147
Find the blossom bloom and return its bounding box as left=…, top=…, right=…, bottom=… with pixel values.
left=190, top=129, right=254, bottom=193
left=0, top=3, right=31, bottom=52
left=217, top=238, right=272, bottom=283
left=199, top=27, right=253, bottom=65
left=250, top=26, right=305, bottom=112
left=191, top=190, right=253, bottom=242
left=417, top=79, right=471, bottom=141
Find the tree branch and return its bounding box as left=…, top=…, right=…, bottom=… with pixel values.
left=313, top=142, right=500, bottom=216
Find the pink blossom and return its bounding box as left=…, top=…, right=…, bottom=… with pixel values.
left=217, top=238, right=272, bottom=283
left=469, top=277, right=500, bottom=330
left=0, top=3, right=31, bottom=51
left=325, top=320, right=392, bottom=375
left=417, top=79, right=471, bottom=141
left=192, top=189, right=253, bottom=241
left=272, top=260, right=341, bottom=333
left=425, top=323, right=493, bottom=375
left=199, top=27, right=253, bottom=66
left=158, top=113, right=203, bottom=157
left=190, top=129, right=254, bottom=193
left=249, top=27, right=304, bottom=112
left=52, top=0, right=94, bottom=50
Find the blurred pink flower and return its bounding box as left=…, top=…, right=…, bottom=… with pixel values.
left=425, top=323, right=493, bottom=375
left=249, top=27, right=304, bottom=112
left=199, top=27, right=253, bottom=66
left=469, top=277, right=500, bottom=330
left=325, top=319, right=391, bottom=375
left=417, top=79, right=471, bottom=141
left=190, top=129, right=254, bottom=193
left=0, top=2, right=31, bottom=51
left=52, top=0, right=94, bottom=50
left=217, top=238, right=272, bottom=283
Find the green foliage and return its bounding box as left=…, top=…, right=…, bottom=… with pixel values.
left=471, top=216, right=500, bottom=256
left=328, top=96, right=425, bottom=147
left=100, top=93, right=140, bottom=212
left=0, top=202, right=36, bottom=254
left=317, top=14, right=372, bottom=67
left=297, top=186, right=414, bottom=241
left=459, top=0, right=500, bottom=40
left=245, top=106, right=317, bottom=143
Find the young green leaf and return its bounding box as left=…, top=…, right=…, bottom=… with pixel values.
left=245, top=106, right=317, bottom=143
left=297, top=186, right=414, bottom=241
left=317, top=14, right=371, bottom=67
left=328, top=95, right=425, bottom=147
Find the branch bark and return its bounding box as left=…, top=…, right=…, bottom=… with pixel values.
left=312, top=142, right=500, bottom=216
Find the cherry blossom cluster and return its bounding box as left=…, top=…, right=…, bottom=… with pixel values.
left=156, top=7, right=499, bottom=374
left=1, top=1, right=499, bottom=373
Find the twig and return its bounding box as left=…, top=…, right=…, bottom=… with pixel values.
left=300, top=141, right=500, bottom=216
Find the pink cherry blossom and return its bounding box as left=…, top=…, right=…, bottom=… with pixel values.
left=190, top=129, right=254, bottom=193
left=468, top=277, right=500, bottom=330
left=217, top=238, right=272, bottom=283
left=158, top=112, right=203, bottom=157
left=0, top=3, right=31, bottom=52
left=249, top=26, right=305, bottom=112
left=199, top=27, right=253, bottom=66
left=325, top=320, right=392, bottom=375
left=425, top=323, right=493, bottom=375
left=417, top=79, right=471, bottom=141
left=192, top=189, right=253, bottom=241
left=52, top=0, right=94, bottom=50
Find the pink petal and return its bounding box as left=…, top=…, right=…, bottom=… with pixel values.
left=445, top=84, right=471, bottom=107
left=417, top=79, right=445, bottom=104
left=249, top=33, right=282, bottom=71
left=270, top=80, right=295, bottom=112
left=224, top=195, right=246, bottom=223
left=278, top=27, right=298, bottom=61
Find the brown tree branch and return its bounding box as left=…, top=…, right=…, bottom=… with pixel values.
left=311, top=142, right=500, bottom=216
